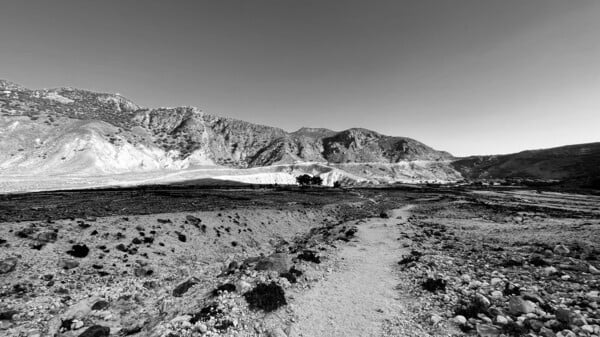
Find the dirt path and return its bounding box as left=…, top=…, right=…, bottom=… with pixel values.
left=289, top=205, right=428, bottom=337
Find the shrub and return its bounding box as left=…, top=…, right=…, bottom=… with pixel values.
left=243, top=282, right=287, bottom=312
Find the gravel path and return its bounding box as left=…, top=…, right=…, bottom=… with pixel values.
left=290, top=205, right=428, bottom=337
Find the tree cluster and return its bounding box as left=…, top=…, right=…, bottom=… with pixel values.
left=296, top=174, right=323, bottom=186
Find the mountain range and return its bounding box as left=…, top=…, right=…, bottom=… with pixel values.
left=0, top=79, right=598, bottom=192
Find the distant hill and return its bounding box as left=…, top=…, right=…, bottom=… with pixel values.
left=452, top=142, right=600, bottom=187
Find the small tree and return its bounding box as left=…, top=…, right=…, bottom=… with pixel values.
left=296, top=174, right=312, bottom=186
left=333, top=181, right=342, bottom=188
left=310, top=176, right=323, bottom=186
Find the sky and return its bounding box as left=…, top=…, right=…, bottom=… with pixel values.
left=1, top=0, right=599, bottom=156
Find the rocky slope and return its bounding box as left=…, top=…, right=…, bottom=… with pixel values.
left=0, top=80, right=457, bottom=188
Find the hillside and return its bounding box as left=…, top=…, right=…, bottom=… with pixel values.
left=0, top=80, right=458, bottom=190
left=452, top=142, right=600, bottom=187
left=2, top=79, right=598, bottom=192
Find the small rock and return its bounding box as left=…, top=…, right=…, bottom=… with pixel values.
left=59, top=258, right=80, bottom=270
left=556, top=330, right=576, bottom=337
left=71, top=319, right=84, bottom=330
left=453, top=315, right=467, bottom=325
left=553, top=244, right=570, bottom=256
left=430, top=314, right=443, bottom=324
left=91, top=300, right=109, bottom=311
left=491, top=290, right=503, bottom=298
left=0, top=257, right=17, bottom=274
left=581, top=325, right=594, bottom=334
left=490, top=277, right=502, bottom=286
left=173, top=278, right=198, bottom=297
left=496, top=315, right=508, bottom=325
left=236, top=280, right=252, bottom=293
left=36, top=231, right=57, bottom=243
left=508, top=296, right=536, bottom=315
left=268, top=327, right=288, bottom=337
left=540, top=327, right=557, bottom=337
left=476, top=323, right=502, bottom=337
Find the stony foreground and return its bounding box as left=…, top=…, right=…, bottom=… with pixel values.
left=1, top=186, right=599, bottom=337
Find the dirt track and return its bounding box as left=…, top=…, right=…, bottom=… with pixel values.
left=288, top=206, right=428, bottom=337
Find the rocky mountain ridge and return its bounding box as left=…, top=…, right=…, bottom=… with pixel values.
left=1, top=79, right=598, bottom=190
left=0, top=80, right=453, bottom=183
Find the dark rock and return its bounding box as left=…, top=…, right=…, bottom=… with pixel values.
left=190, top=303, right=222, bottom=323
left=131, top=238, right=142, bottom=245
left=173, top=278, right=198, bottom=297
left=212, top=283, right=236, bottom=296
left=91, top=300, right=109, bottom=311
left=215, top=319, right=234, bottom=331
left=280, top=271, right=297, bottom=283
left=67, top=244, right=89, bottom=258
left=77, top=325, right=110, bottom=337
left=0, top=310, right=18, bottom=320
left=297, top=250, right=321, bottom=264
left=177, top=233, right=187, bottom=242
left=115, top=243, right=127, bottom=252
left=15, top=227, right=35, bottom=238
left=422, top=278, right=446, bottom=292
left=157, top=218, right=171, bottom=224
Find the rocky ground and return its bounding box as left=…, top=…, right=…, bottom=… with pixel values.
left=1, top=186, right=599, bottom=337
